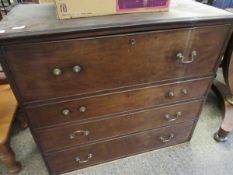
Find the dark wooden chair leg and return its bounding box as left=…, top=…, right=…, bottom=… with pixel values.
left=0, top=142, right=21, bottom=174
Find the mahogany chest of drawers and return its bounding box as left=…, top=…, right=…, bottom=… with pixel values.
left=0, top=1, right=233, bottom=174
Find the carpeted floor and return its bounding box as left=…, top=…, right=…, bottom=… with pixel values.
left=1, top=84, right=233, bottom=175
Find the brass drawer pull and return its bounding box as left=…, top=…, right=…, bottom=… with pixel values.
left=167, top=91, right=175, bottom=98
left=181, top=88, right=188, bottom=95
left=75, top=153, right=93, bottom=164
left=62, top=108, right=71, bottom=116
left=176, top=50, right=197, bottom=64
left=79, top=106, right=87, bottom=113
left=72, top=65, right=82, bottom=73
left=165, top=112, right=182, bottom=122
left=52, top=68, right=62, bottom=76
left=69, top=130, right=90, bottom=140
left=160, top=133, right=175, bottom=143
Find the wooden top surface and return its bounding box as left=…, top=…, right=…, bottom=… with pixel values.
left=0, top=0, right=233, bottom=40
left=0, top=85, right=17, bottom=144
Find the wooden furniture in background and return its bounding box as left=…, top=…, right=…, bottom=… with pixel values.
left=213, top=34, right=233, bottom=142
left=0, top=0, right=14, bottom=17
left=22, top=0, right=39, bottom=3
left=0, top=65, right=28, bottom=128
left=0, top=1, right=232, bottom=174
left=0, top=85, right=21, bottom=174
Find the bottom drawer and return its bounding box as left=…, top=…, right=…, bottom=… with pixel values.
left=45, top=122, right=194, bottom=174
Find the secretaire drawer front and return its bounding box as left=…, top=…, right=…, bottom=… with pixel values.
left=36, top=100, right=202, bottom=153
left=27, top=78, right=211, bottom=128
left=4, top=25, right=228, bottom=102
left=45, top=122, right=193, bottom=174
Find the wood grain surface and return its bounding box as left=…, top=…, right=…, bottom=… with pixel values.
left=26, top=77, right=211, bottom=128
left=3, top=25, right=228, bottom=102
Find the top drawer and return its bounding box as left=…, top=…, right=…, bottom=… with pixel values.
left=3, top=25, right=229, bottom=102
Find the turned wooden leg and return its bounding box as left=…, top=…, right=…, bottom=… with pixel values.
left=0, top=142, right=21, bottom=174
left=212, top=81, right=233, bottom=142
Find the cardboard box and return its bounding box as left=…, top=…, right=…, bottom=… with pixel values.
left=54, top=0, right=170, bottom=19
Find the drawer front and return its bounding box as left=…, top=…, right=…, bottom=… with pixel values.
left=4, top=25, right=229, bottom=102
left=45, top=122, right=194, bottom=174
left=35, top=100, right=202, bottom=153
left=27, top=78, right=211, bottom=128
